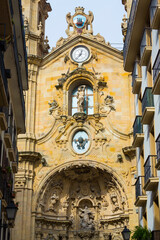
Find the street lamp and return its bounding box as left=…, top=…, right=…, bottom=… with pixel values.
left=6, top=201, right=18, bottom=221
left=121, top=226, right=131, bottom=240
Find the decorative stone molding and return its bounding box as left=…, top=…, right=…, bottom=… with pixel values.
left=100, top=95, right=115, bottom=114
left=122, top=146, right=136, bottom=160
left=48, top=100, right=58, bottom=115
left=117, top=154, right=123, bottom=163
left=33, top=161, right=130, bottom=239
left=19, top=151, right=42, bottom=163
left=121, top=14, right=128, bottom=42
left=73, top=112, right=87, bottom=123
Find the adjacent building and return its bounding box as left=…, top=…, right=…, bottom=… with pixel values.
left=123, top=0, right=160, bottom=238
left=12, top=1, right=138, bottom=239
left=0, top=0, right=28, bottom=239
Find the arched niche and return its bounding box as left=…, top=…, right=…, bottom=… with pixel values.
left=61, top=70, right=101, bottom=116
left=33, top=161, right=129, bottom=240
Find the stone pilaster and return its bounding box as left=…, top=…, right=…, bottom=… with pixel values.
left=12, top=152, right=41, bottom=240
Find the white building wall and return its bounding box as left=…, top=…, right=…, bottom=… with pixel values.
left=143, top=125, right=151, bottom=162
left=141, top=66, right=147, bottom=96
left=154, top=95, right=160, bottom=140
left=152, top=30, right=159, bottom=65
left=147, top=191, right=154, bottom=231
left=134, top=94, right=139, bottom=115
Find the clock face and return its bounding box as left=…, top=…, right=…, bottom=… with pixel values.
left=71, top=45, right=90, bottom=63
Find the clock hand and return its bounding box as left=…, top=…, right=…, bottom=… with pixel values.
left=75, top=50, right=83, bottom=60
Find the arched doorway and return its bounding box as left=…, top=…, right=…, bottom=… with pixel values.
left=34, top=162, right=129, bottom=240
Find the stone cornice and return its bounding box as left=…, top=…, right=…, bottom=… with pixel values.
left=27, top=55, right=42, bottom=66
left=42, top=35, right=123, bottom=66
left=19, top=151, right=42, bottom=162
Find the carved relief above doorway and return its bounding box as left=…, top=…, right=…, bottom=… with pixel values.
left=35, top=163, right=128, bottom=240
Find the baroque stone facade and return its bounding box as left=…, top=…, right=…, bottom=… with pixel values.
left=12, top=3, right=138, bottom=240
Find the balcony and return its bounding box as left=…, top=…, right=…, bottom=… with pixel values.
left=0, top=107, right=7, bottom=131
left=150, top=0, right=160, bottom=29
left=152, top=50, right=160, bottom=94
left=140, top=28, right=152, bottom=66
left=0, top=0, right=13, bottom=40
left=135, top=176, right=147, bottom=207
left=0, top=47, right=9, bottom=107
left=12, top=150, right=18, bottom=173
left=132, top=60, right=142, bottom=94
left=132, top=76, right=142, bottom=94
left=144, top=155, right=159, bottom=191
left=132, top=116, right=144, bottom=147
left=123, top=0, right=151, bottom=71
left=155, top=135, right=160, bottom=170
left=141, top=88, right=155, bottom=124
left=0, top=155, right=13, bottom=206
left=152, top=230, right=160, bottom=239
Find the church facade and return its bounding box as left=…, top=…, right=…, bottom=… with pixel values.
left=12, top=2, right=137, bottom=240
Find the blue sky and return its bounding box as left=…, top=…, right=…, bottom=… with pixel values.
left=45, top=0, right=125, bottom=50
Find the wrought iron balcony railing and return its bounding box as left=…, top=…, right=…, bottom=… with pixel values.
left=0, top=49, right=9, bottom=101
left=156, top=134, right=160, bottom=162
left=150, top=0, right=160, bottom=28
left=123, top=0, right=138, bottom=63
left=140, top=28, right=152, bottom=66
left=135, top=176, right=145, bottom=199
left=153, top=49, right=160, bottom=85
left=133, top=116, right=143, bottom=137
left=142, top=87, right=154, bottom=114
left=140, top=28, right=152, bottom=54
left=13, top=25, right=26, bottom=120
left=0, top=106, right=9, bottom=125
left=0, top=156, right=13, bottom=205
left=144, top=155, right=157, bottom=185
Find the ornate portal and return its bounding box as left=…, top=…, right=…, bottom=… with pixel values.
left=35, top=164, right=128, bottom=240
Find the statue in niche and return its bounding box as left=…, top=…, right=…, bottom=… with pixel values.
left=48, top=193, right=59, bottom=212
left=110, top=193, right=120, bottom=213
left=79, top=206, right=95, bottom=230
left=77, top=85, right=86, bottom=112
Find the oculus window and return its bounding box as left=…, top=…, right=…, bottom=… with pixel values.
left=72, top=130, right=90, bottom=154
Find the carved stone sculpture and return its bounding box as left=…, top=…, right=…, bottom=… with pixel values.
left=104, top=95, right=115, bottom=110
left=117, top=154, right=123, bottom=163
left=110, top=193, right=119, bottom=213
left=48, top=193, right=59, bottom=212
left=100, top=95, right=115, bottom=114
left=41, top=157, right=48, bottom=166
left=77, top=85, right=86, bottom=112
left=121, top=14, right=128, bottom=42
left=79, top=206, right=95, bottom=230
left=48, top=100, right=58, bottom=115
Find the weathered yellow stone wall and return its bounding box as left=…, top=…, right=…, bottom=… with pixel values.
left=13, top=4, right=138, bottom=240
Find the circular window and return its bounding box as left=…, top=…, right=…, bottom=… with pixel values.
left=72, top=130, right=90, bottom=154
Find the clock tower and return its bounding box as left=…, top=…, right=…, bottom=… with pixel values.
left=13, top=6, right=138, bottom=240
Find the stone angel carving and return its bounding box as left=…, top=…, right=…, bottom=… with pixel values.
left=66, top=12, right=73, bottom=36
